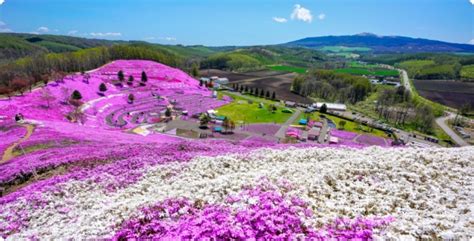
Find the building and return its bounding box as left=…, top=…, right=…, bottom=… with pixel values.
left=312, top=103, right=347, bottom=112
left=285, top=101, right=296, bottom=108
left=216, top=78, right=229, bottom=85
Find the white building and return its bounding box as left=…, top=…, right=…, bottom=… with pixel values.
left=313, top=102, right=347, bottom=112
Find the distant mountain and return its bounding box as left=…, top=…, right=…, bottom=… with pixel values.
left=284, top=33, right=474, bottom=53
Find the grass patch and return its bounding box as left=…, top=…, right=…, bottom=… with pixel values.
left=461, top=64, right=474, bottom=80
left=216, top=92, right=292, bottom=123
left=335, top=68, right=399, bottom=77
left=268, top=65, right=307, bottom=74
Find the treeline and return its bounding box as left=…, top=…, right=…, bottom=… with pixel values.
left=200, top=52, right=264, bottom=72
left=362, top=53, right=474, bottom=80
left=232, top=83, right=276, bottom=100
left=0, top=45, right=181, bottom=93
left=292, top=70, right=371, bottom=104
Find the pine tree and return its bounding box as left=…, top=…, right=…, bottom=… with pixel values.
left=71, top=90, right=82, bottom=100
left=266, top=90, right=270, bottom=98
left=118, top=70, right=125, bottom=82
left=260, top=89, right=264, bottom=97
left=99, top=83, right=107, bottom=92
left=141, top=71, right=148, bottom=83
left=272, top=91, right=276, bottom=100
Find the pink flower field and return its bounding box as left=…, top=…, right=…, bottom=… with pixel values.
left=0, top=60, right=472, bottom=240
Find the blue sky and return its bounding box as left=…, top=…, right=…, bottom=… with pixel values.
left=0, top=0, right=472, bottom=46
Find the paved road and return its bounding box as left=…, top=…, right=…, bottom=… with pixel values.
left=435, top=113, right=469, bottom=147
left=399, top=69, right=413, bottom=94
left=275, top=108, right=302, bottom=139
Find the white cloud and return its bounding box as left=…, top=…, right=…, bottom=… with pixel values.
left=89, top=32, right=122, bottom=37
left=67, top=30, right=79, bottom=35
left=37, top=26, right=50, bottom=33
left=273, top=17, right=288, bottom=23
left=0, top=0, right=5, bottom=5
left=470, top=0, right=474, bottom=5
left=318, top=13, right=326, bottom=20
left=469, top=39, right=474, bottom=45
left=291, top=4, right=313, bottom=23
left=0, top=21, right=6, bottom=26
left=144, top=36, right=156, bottom=40
left=0, top=28, right=12, bottom=32
left=158, top=36, right=176, bottom=41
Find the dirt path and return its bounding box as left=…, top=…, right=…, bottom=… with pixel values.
left=1, top=124, right=35, bottom=163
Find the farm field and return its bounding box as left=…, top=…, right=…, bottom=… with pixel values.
left=335, top=67, right=399, bottom=77
left=320, top=46, right=371, bottom=52
left=268, top=65, right=307, bottom=74
left=413, top=79, right=474, bottom=109
left=201, top=69, right=312, bottom=104
left=460, top=64, right=474, bottom=80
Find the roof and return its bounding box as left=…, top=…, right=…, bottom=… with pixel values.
left=313, top=102, right=347, bottom=110
left=299, top=119, right=308, bottom=125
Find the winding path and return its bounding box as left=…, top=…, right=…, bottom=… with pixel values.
left=1, top=124, right=35, bottom=163
left=435, top=113, right=469, bottom=147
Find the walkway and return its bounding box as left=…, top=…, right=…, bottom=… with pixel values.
left=275, top=108, right=302, bottom=139
left=1, top=124, right=35, bottom=163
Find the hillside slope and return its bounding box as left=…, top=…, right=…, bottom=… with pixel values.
left=285, top=33, right=474, bottom=53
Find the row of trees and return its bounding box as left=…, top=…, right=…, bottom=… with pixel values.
left=292, top=70, right=371, bottom=104
left=0, top=45, right=180, bottom=95
left=232, top=83, right=276, bottom=100
left=375, top=86, right=435, bottom=132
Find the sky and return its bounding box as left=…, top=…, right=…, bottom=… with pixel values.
left=0, top=0, right=472, bottom=46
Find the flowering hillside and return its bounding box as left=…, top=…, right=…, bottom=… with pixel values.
left=0, top=60, right=472, bottom=240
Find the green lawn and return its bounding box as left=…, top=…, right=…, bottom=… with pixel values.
left=461, top=64, right=474, bottom=79
left=268, top=65, right=307, bottom=74
left=335, top=67, right=399, bottom=77
left=216, top=92, right=293, bottom=124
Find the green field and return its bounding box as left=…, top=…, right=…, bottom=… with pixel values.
left=268, top=65, right=307, bottom=74
left=216, top=92, right=292, bottom=124
left=320, top=46, right=371, bottom=53
left=335, top=68, right=399, bottom=77
left=460, top=64, right=474, bottom=80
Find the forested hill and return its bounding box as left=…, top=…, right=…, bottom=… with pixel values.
left=285, top=33, right=474, bottom=53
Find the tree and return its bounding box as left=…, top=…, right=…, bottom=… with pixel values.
left=11, top=78, right=28, bottom=96
left=259, top=89, right=264, bottom=97
left=239, top=85, right=244, bottom=92
left=118, top=70, right=125, bottom=82
left=128, top=93, right=135, bottom=103
left=338, top=120, right=347, bottom=130
left=229, top=120, right=236, bottom=133
left=141, top=71, right=148, bottom=83
left=222, top=117, right=230, bottom=133
left=191, top=63, right=199, bottom=77
left=127, top=75, right=134, bottom=86
left=40, top=88, right=56, bottom=108
left=265, top=90, right=270, bottom=99
left=0, top=86, right=12, bottom=100
left=99, top=83, right=107, bottom=92
left=272, top=91, right=276, bottom=100
left=244, top=86, right=249, bottom=93
left=199, top=113, right=211, bottom=128
left=165, top=107, right=172, bottom=117
left=320, top=104, right=327, bottom=114
left=71, top=90, right=82, bottom=100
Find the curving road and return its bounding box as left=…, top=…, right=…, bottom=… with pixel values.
left=435, top=113, right=469, bottom=147
left=399, top=68, right=470, bottom=146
